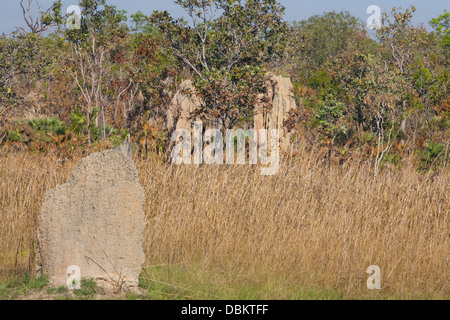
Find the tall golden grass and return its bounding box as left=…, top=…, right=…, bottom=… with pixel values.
left=0, top=146, right=448, bottom=298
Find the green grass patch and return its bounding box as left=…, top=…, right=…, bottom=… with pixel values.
left=0, top=273, right=49, bottom=300
left=0, top=265, right=446, bottom=300
left=139, top=263, right=348, bottom=300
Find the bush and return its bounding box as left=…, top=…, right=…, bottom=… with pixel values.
left=418, top=141, right=448, bottom=172
left=29, top=117, right=66, bottom=135
left=358, top=131, right=376, bottom=144
left=7, top=129, right=21, bottom=141
left=69, top=110, right=88, bottom=135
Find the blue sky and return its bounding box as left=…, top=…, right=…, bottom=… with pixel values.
left=1, top=0, right=448, bottom=35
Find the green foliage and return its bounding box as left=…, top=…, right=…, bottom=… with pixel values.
left=430, top=11, right=450, bottom=48
left=29, top=117, right=66, bottom=135
left=0, top=1, right=448, bottom=172
left=429, top=116, right=450, bottom=131
left=130, top=11, right=154, bottom=33
left=40, top=1, right=65, bottom=28
left=69, top=110, right=88, bottom=135
left=69, top=108, right=101, bottom=141
left=382, top=152, right=400, bottom=165
left=193, top=65, right=274, bottom=129
left=21, top=273, right=49, bottom=291
left=412, top=66, right=432, bottom=90
left=150, top=0, right=288, bottom=77
left=110, top=129, right=129, bottom=147
left=0, top=273, right=49, bottom=299
left=7, top=130, right=21, bottom=142
left=358, top=131, right=376, bottom=144
left=68, top=109, right=125, bottom=144
left=289, top=11, right=365, bottom=82
left=65, top=0, right=128, bottom=44
left=148, top=0, right=289, bottom=130
left=125, top=30, right=177, bottom=121
left=316, top=95, right=347, bottom=140
left=417, top=142, right=448, bottom=172
left=73, top=278, right=98, bottom=296
left=308, top=70, right=331, bottom=96
left=0, top=33, right=55, bottom=107
left=294, top=11, right=364, bottom=67
left=56, top=286, right=68, bottom=294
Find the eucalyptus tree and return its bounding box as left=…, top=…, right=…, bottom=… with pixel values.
left=150, top=0, right=288, bottom=131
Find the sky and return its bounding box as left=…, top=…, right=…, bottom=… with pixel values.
left=1, top=0, right=448, bottom=35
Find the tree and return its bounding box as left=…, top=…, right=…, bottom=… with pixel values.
left=316, top=94, right=346, bottom=167
left=0, top=0, right=64, bottom=123
left=288, top=11, right=366, bottom=83
left=110, top=20, right=178, bottom=131
left=428, top=11, right=450, bottom=113
left=150, top=0, right=287, bottom=78
left=16, top=0, right=64, bottom=36
left=0, top=33, right=60, bottom=123
left=193, top=65, right=275, bottom=131
left=378, top=7, right=448, bottom=121
left=149, top=0, right=287, bottom=131
left=378, top=6, right=418, bottom=74
left=64, top=0, right=128, bottom=144
left=430, top=10, right=450, bottom=49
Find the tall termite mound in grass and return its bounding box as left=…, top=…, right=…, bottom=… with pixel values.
left=254, top=74, right=297, bottom=150
left=36, top=142, right=146, bottom=292
left=167, top=80, right=201, bottom=132
left=166, top=74, right=297, bottom=150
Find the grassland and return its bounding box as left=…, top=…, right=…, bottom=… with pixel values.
left=0, top=145, right=448, bottom=300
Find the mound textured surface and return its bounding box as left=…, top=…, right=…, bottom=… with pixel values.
left=37, top=148, right=145, bottom=291
left=167, top=75, right=296, bottom=149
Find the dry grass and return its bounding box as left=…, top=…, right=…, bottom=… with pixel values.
left=0, top=153, right=76, bottom=272
left=0, top=146, right=448, bottom=299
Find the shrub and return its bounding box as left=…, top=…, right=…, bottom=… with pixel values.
left=7, top=129, right=21, bottom=141
left=418, top=141, right=448, bottom=172
left=29, top=117, right=66, bottom=135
